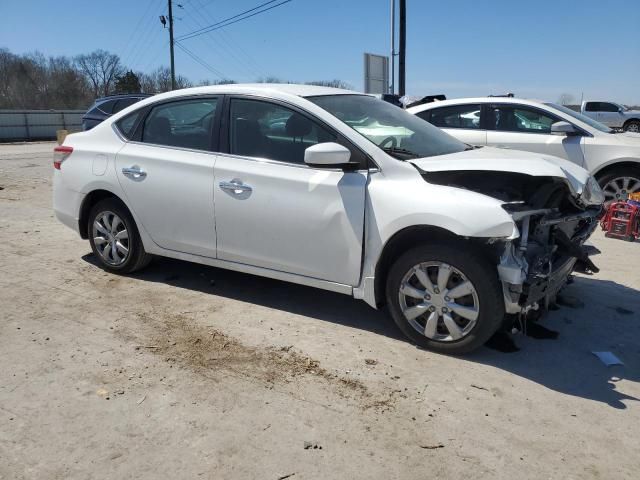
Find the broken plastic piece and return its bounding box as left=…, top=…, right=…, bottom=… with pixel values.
left=592, top=351, right=624, bottom=366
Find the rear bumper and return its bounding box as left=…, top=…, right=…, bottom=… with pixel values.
left=53, top=172, right=85, bottom=235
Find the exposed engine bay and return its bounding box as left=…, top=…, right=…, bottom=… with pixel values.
left=423, top=170, right=602, bottom=316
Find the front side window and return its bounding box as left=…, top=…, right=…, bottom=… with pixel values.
left=141, top=98, right=218, bottom=151
left=308, top=94, right=467, bottom=160
left=489, top=105, right=558, bottom=134
left=545, top=103, right=612, bottom=133
left=426, top=104, right=481, bottom=129
left=229, top=98, right=337, bottom=164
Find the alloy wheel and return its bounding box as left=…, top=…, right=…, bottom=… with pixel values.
left=92, top=211, right=130, bottom=266
left=602, top=176, right=640, bottom=202
left=398, top=261, right=480, bottom=342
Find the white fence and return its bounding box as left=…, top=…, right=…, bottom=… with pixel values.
left=0, top=110, right=84, bottom=142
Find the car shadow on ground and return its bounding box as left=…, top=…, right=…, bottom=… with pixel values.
left=83, top=254, right=640, bottom=409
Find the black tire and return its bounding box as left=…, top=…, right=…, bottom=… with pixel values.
left=88, top=198, right=152, bottom=274
left=623, top=120, right=640, bottom=133
left=596, top=165, right=640, bottom=203
left=385, top=242, right=505, bottom=355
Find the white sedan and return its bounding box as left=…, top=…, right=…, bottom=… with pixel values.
left=53, top=85, right=603, bottom=354
left=408, top=97, right=640, bottom=203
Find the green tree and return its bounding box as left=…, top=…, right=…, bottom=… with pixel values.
left=114, top=70, right=142, bottom=94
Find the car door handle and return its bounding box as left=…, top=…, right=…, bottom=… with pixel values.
left=122, top=166, right=147, bottom=179
left=219, top=180, right=252, bottom=195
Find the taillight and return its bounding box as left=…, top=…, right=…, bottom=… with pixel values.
left=53, top=146, right=73, bottom=170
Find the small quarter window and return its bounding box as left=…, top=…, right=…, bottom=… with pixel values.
left=116, top=111, right=143, bottom=139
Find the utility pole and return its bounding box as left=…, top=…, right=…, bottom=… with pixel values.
left=390, top=0, right=396, bottom=94
left=398, top=0, right=406, bottom=97
left=168, top=0, right=176, bottom=90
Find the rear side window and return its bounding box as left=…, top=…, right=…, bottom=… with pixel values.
left=96, top=100, right=116, bottom=114
left=427, top=104, right=481, bottom=129
left=584, top=102, right=599, bottom=112
left=599, top=102, right=619, bottom=112
left=141, top=98, right=218, bottom=151
left=113, top=98, right=140, bottom=114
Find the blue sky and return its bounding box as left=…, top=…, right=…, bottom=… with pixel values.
left=2, top=0, right=639, bottom=104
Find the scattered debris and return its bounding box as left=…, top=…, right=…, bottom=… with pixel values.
left=592, top=351, right=624, bottom=366
left=419, top=444, right=444, bottom=450
left=364, top=358, right=378, bottom=365
left=137, top=395, right=147, bottom=405
left=96, top=388, right=109, bottom=398
left=134, top=345, right=160, bottom=350
left=263, top=424, right=271, bottom=431
left=470, top=384, right=488, bottom=391
left=612, top=306, right=633, bottom=315
left=277, top=474, right=295, bottom=480
left=556, top=294, right=584, bottom=309
left=304, top=441, right=322, bottom=450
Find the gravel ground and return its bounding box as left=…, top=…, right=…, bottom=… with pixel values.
left=1, top=142, right=639, bottom=479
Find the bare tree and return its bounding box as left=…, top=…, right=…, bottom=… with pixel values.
left=305, top=79, right=353, bottom=89
left=75, top=50, right=124, bottom=98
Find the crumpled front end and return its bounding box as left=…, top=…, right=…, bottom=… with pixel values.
left=422, top=168, right=604, bottom=316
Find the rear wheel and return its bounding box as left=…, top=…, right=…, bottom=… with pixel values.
left=596, top=166, right=640, bottom=203
left=385, top=243, right=504, bottom=355
left=88, top=198, right=151, bottom=273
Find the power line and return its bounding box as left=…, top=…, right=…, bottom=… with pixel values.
left=176, top=0, right=292, bottom=42
left=192, top=0, right=267, bottom=78
left=177, top=0, right=279, bottom=40
left=120, top=0, right=159, bottom=67
left=183, top=0, right=264, bottom=79
left=175, top=41, right=226, bottom=79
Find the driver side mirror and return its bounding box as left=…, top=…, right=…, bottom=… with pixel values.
left=551, top=121, right=579, bottom=136
left=304, top=142, right=358, bottom=170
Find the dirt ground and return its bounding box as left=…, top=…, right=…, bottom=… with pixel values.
left=1, top=142, right=639, bottom=480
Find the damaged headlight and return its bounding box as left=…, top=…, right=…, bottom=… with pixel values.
left=581, top=176, right=605, bottom=206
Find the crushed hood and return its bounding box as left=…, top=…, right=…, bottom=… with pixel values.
left=410, top=146, right=590, bottom=195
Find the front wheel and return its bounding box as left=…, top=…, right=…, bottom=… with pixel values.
left=596, top=166, right=640, bottom=203
left=385, top=243, right=505, bottom=355
left=623, top=120, right=640, bottom=133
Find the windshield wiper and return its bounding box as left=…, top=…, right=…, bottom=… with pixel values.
left=381, top=146, right=421, bottom=159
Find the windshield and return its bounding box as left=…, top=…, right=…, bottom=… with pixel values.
left=308, top=94, right=468, bottom=159
left=544, top=103, right=613, bottom=133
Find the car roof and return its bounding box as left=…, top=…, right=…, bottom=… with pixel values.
left=95, top=93, right=153, bottom=102
left=407, top=96, right=549, bottom=112
left=140, top=83, right=362, bottom=103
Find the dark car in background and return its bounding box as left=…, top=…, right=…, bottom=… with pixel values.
left=82, top=93, right=152, bottom=130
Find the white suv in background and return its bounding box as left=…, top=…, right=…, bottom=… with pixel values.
left=408, top=97, right=640, bottom=202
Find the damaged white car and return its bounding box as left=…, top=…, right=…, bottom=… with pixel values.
left=53, top=85, right=604, bottom=354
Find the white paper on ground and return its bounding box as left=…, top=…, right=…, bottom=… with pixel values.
left=592, top=351, right=624, bottom=366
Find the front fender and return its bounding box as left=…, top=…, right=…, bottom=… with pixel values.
left=354, top=174, right=518, bottom=307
